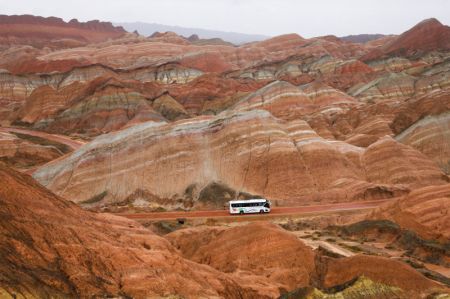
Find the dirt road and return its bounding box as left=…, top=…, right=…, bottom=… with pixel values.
left=118, top=199, right=391, bottom=220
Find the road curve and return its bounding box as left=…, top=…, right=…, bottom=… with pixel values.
left=0, top=127, right=85, bottom=150
left=118, top=199, right=391, bottom=220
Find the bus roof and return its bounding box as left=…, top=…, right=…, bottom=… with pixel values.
left=229, top=199, right=267, bottom=204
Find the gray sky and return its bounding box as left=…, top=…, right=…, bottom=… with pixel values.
left=1, top=0, right=449, bottom=37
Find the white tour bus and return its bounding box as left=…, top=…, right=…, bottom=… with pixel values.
left=229, top=199, right=271, bottom=215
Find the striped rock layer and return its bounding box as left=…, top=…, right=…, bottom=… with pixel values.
left=0, top=17, right=449, bottom=213
left=0, top=14, right=126, bottom=47
left=0, top=18, right=448, bottom=143
left=34, top=110, right=448, bottom=209
left=396, top=112, right=450, bottom=174
left=370, top=184, right=450, bottom=240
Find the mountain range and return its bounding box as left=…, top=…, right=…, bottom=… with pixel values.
left=115, top=21, right=269, bottom=44
left=0, top=13, right=449, bottom=298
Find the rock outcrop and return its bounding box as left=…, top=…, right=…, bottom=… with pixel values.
left=152, top=93, right=189, bottom=121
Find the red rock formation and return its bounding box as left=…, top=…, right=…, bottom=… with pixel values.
left=0, top=15, right=448, bottom=209
left=152, top=93, right=189, bottom=121
left=340, top=34, right=388, bottom=44
left=185, top=34, right=234, bottom=46
left=167, top=73, right=269, bottom=114
left=363, top=18, right=450, bottom=61
left=370, top=184, right=450, bottom=240
left=165, top=222, right=446, bottom=296
left=1, top=14, right=450, bottom=298
left=0, top=131, right=63, bottom=170
left=362, top=136, right=448, bottom=188
left=0, top=163, right=271, bottom=298
left=396, top=112, right=450, bottom=174
left=2, top=165, right=445, bottom=297
left=149, top=31, right=190, bottom=45
left=5, top=57, right=90, bottom=75
left=43, top=83, right=163, bottom=136
left=32, top=109, right=448, bottom=209
left=166, top=222, right=315, bottom=292
left=319, top=255, right=442, bottom=294
left=187, top=34, right=200, bottom=42
left=1, top=17, right=445, bottom=131
left=15, top=83, right=88, bottom=124
left=363, top=35, right=398, bottom=50
left=0, top=15, right=126, bottom=47
left=233, top=80, right=358, bottom=120
left=303, top=65, right=450, bottom=146
left=23, top=28, right=368, bottom=74
left=247, top=33, right=307, bottom=52
left=180, top=51, right=233, bottom=73
left=13, top=76, right=167, bottom=135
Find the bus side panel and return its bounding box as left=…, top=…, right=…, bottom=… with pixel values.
left=229, top=206, right=239, bottom=214
left=243, top=207, right=265, bottom=214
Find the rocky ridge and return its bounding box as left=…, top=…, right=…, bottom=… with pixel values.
left=0, top=14, right=126, bottom=48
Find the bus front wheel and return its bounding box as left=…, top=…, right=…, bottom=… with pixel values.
left=239, top=211, right=244, bottom=215
left=259, top=210, right=264, bottom=214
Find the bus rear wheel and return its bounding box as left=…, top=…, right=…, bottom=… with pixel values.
left=239, top=211, right=244, bottom=215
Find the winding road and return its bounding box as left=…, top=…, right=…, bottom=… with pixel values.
left=118, top=199, right=391, bottom=221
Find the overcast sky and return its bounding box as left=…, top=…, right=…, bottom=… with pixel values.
left=1, top=0, right=449, bottom=37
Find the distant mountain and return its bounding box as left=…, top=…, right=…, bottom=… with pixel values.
left=0, top=14, right=126, bottom=48
left=115, top=22, right=269, bottom=45
left=340, top=34, right=386, bottom=43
